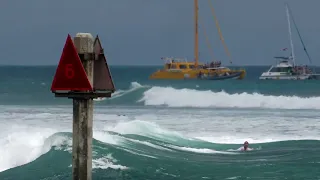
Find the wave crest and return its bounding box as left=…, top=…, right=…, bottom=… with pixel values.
left=139, top=86, right=320, bottom=109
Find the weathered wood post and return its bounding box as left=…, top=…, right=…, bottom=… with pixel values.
left=50, top=33, right=115, bottom=180
left=72, top=33, right=94, bottom=180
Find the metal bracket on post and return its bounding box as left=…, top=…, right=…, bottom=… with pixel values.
left=50, top=33, right=115, bottom=180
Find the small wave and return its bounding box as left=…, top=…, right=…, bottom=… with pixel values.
left=124, top=138, right=173, bottom=152
left=196, top=136, right=320, bottom=144
left=103, top=120, right=186, bottom=143
left=120, top=148, right=158, bottom=159
left=94, top=81, right=146, bottom=102
left=166, top=145, right=238, bottom=154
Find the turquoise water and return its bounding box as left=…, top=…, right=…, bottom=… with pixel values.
left=0, top=66, right=320, bottom=180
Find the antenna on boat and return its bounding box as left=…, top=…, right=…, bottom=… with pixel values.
left=285, top=2, right=296, bottom=66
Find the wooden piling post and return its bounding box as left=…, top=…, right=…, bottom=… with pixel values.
left=50, top=33, right=116, bottom=180
left=72, top=98, right=93, bottom=180
left=72, top=33, right=94, bottom=180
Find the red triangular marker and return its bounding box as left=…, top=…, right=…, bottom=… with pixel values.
left=51, top=34, right=93, bottom=91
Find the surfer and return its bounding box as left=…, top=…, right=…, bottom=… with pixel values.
left=240, top=141, right=252, bottom=151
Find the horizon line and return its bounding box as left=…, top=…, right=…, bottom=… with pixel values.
left=0, top=64, right=319, bottom=67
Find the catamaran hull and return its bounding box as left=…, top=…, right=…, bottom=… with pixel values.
left=259, top=75, right=312, bottom=80
left=200, top=72, right=243, bottom=80
left=309, top=74, right=320, bottom=80
left=150, top=69, right=246, bottom=80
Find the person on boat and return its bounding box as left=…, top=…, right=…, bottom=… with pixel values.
left=304, top=65, right=312, bottom=74
left=217, top=61, right=221, bottom=67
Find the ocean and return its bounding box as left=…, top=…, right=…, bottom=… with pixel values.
left=0, top=65, right=320, bottom=180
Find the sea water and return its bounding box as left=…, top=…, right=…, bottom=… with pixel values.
left=0, top=66, right=319, bottom=180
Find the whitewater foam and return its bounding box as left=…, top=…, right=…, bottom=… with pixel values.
left=140, top=86, right=320, bottom=109
left=92, top=154, right=128, bottom=170
left=68, top=154, right=129, bottom=170
left=0, top=126, right=60, bottom=172
left=1, top=99, right=320, bottom=172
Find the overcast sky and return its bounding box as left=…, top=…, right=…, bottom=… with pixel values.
left=1, top=0, right=320, bottom=66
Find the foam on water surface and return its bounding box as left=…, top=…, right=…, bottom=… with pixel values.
left=0, top=102, right=319, bottom=172
left=139, top=86, right=320, bottom=109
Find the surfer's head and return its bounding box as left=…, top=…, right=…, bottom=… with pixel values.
left=243, top=141, right=249, bottom=150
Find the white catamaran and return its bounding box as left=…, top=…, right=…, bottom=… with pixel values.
left=260, top=3, right=319, bottom=80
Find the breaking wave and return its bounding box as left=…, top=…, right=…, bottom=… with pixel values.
left=100, top=82, right=320, bottom=110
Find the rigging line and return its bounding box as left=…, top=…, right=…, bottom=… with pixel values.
left=199, top=14, right=215, bottom=61
left=208, top=0, right=232, bottom=64
left=287, top=3, right=313, bottom=65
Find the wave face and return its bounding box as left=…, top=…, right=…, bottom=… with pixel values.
left=3, top=131, right=320, bottom=180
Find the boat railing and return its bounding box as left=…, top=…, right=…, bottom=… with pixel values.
left=161, top=57, right=188, bottom=63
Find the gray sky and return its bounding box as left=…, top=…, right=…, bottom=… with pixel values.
left=1, top=0, right=320, bottom=66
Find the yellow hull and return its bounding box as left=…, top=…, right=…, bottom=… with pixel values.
left=150, top=69, right=246, bottom=80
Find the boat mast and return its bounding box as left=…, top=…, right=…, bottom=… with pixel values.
left=285, top=3, right=295, bottom=66
left=194, top=0, right=199, bottom=67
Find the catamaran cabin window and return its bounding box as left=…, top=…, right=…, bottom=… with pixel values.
left=189, top=65, right=195, bottom=69
left=179, top=65, right=187, bottom=69
left=269, top=67, right=293, bottom=72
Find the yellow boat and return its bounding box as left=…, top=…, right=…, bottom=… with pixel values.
left=149, top=0, right=246, bottom=80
